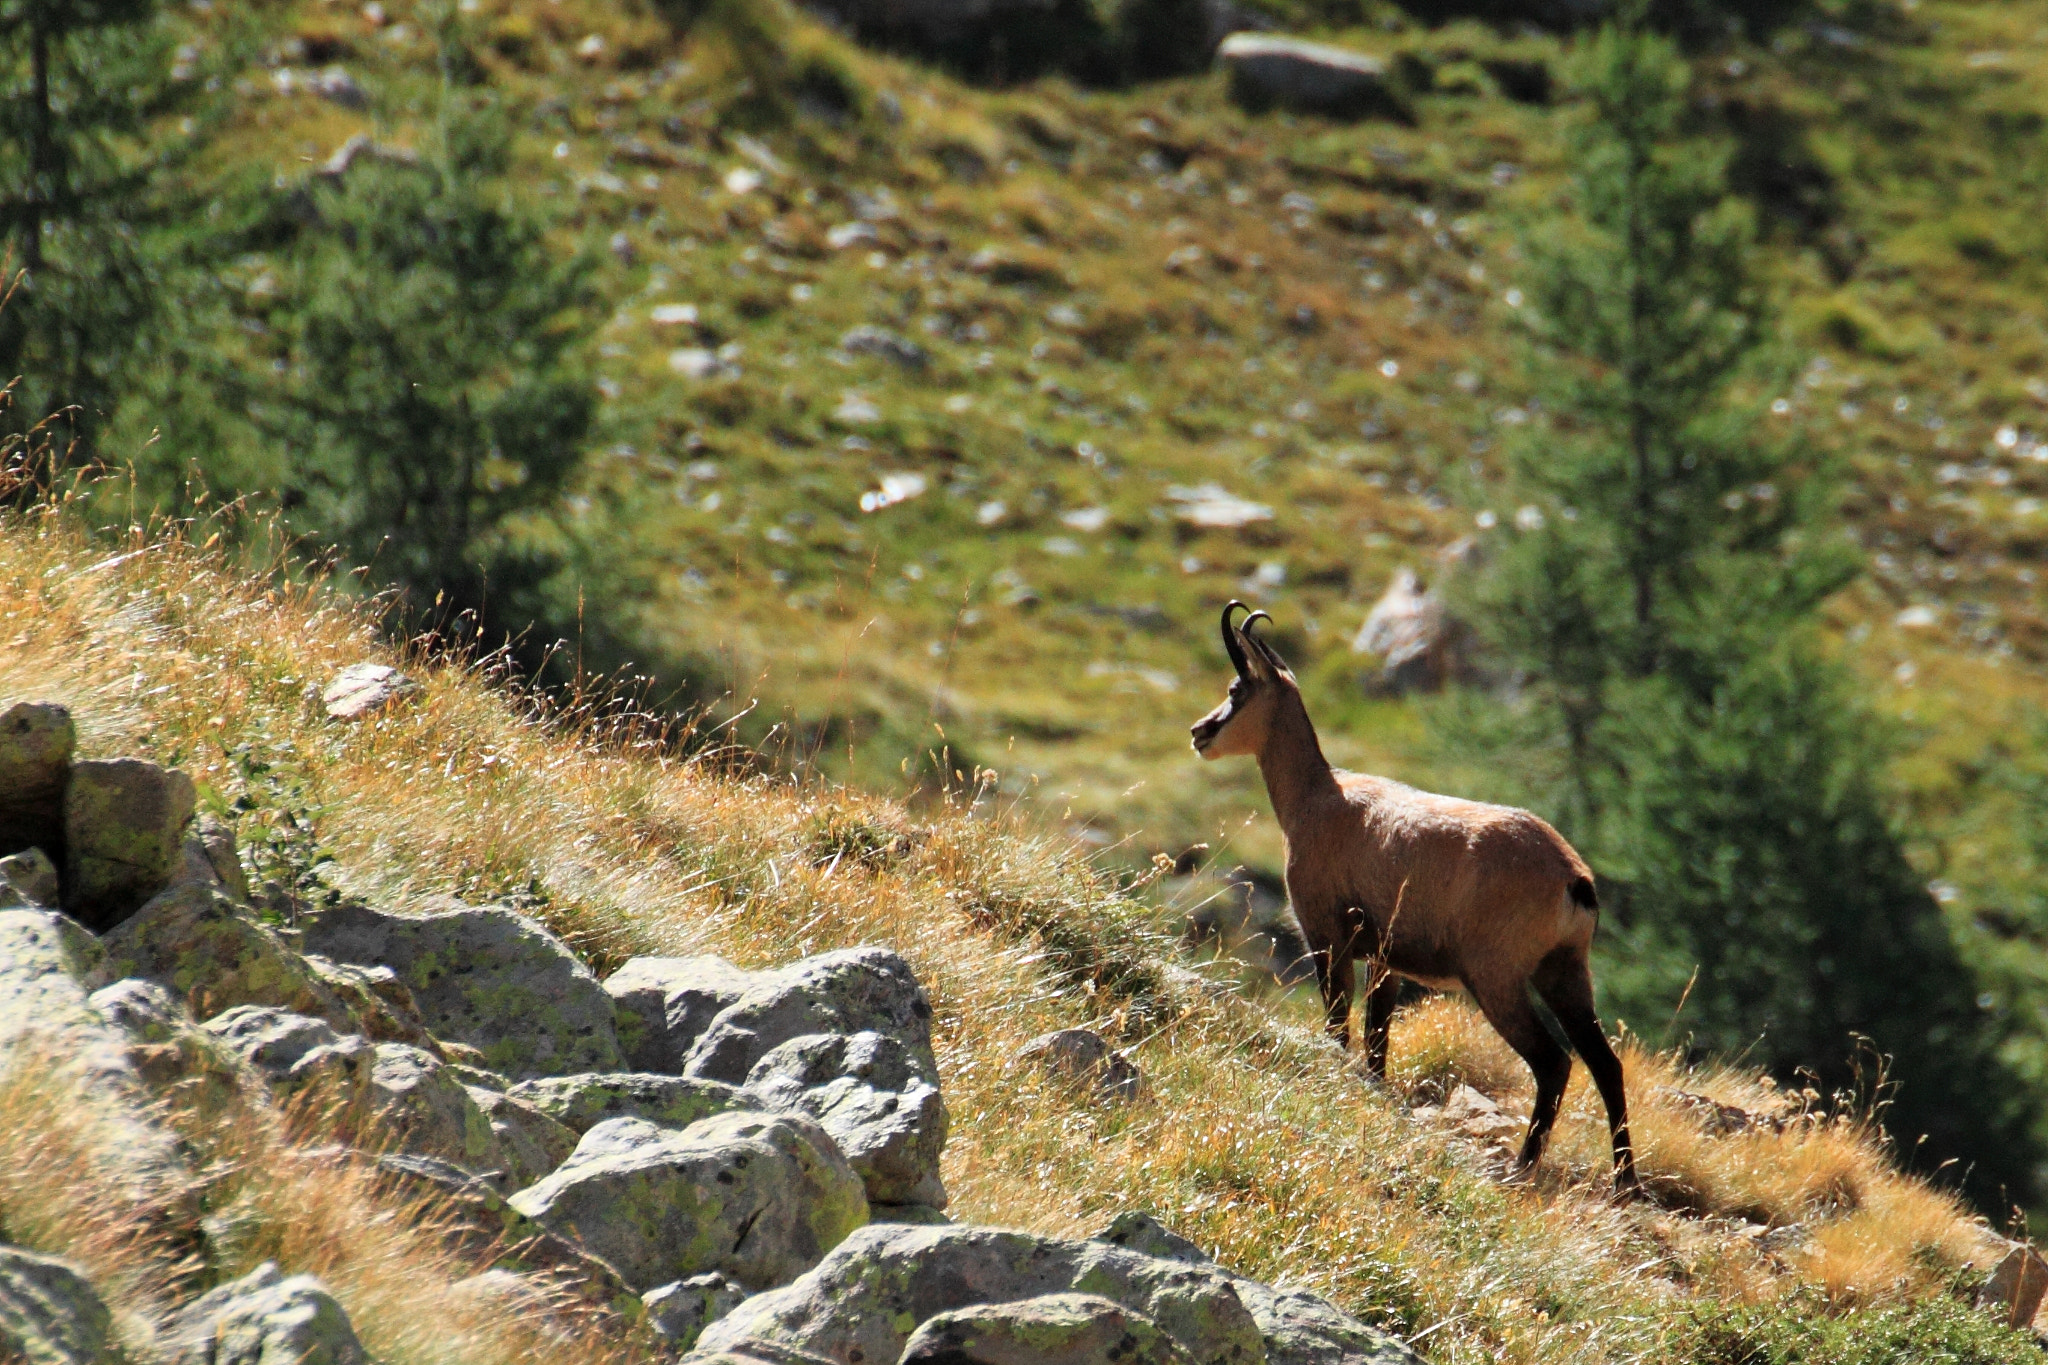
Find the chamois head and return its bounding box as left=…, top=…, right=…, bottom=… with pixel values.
left=1191, top=601, right=1297, bottom=759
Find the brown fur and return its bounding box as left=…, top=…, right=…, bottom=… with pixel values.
left=1192, top=603, right=1638, bottom=1191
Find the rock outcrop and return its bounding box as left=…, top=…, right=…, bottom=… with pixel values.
left=509, top=1071, right=742, bottom=1135
left=98, top=885, right=352, bottom=1027
left=645, top=1273, right=751, bottom=1349
left=301, top=899, right=624, bottom=1076
left=696, top=1224, right=1267, bottom=1365
left=685, top=948, right=949, bottom=1211
left=162, top=1262, right=366, bottom=1365
left=1217, top=35, right=1408, bottom=121
left=605, top=955, right=757, bottom=1073
left=0, top=1245, right=115, bottom=1365
left=900, top=1293, right=1193, bottom=1365
left=0, top=701, right=75, bottom=870
left=509, top=1111, right=868, bottom=1294
left=203, top=1006, right=373, bottom=1110
left=63, top=759, right=197, bottom=931
left=1093, top=1214, right=1422, bottom=1365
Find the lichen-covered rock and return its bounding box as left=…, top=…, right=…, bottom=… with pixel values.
left=696, top=1224, right=1265, bottom=1365
left=87, top=977, right=242, bottom=1101
left=0, top=914, right=192, bottom=1196
left=867, top=1202, right=950, bottom=1226
left=95, top=884, right=352, bottom=1027
left=202, top=1006, right=372, bottom=1111
left=163, top=1262, right=366, bottom=1365
left=367, top=1042, right=504, bottom=1174
left=1015, top=1029, right=1145, bottom=1104
left=0, top=910, right=124, bottom=1079
left=604, top=956, right=759, bottom=1073
left=509, top=1072, right=742, bottom=1135
left=0, top=701, right=75, bottom=868
left=301, top=956, right=438, bottom=1049
left=466, top=1086, right=579, bottom=1188
left=0, top=849, right=61, bottom=909
left=900, top=1293, right=1192, bottom=1365
left=163, top=816, right=251, bottom=905
left=61, top=759, right=196, bottom=931
left=1093, top=1215, right=1422, bottom=1365
left=509, top=1111, right=867, bottom=1293
left=374, top=1153, right=634, bottom=1307
left=742, top=1030, right=947, bottom=1208
left=301, top=899, right=623, bottom=1077
left=1216, top=34, right=1408, bottom=121
left=683, top=949, right=934, bottom=1084
left=0, top=1245, right=114, bottom=1365
left=645, top=1273, right=750, bottom=1349
left=684, top=948, right=947, bottom=1209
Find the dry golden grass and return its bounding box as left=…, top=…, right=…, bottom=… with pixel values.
left=0, top=1053, right=633, bottom=1365
left=0, top=499, right=2020, bottom=1363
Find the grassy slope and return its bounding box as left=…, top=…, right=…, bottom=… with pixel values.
left=4, top=506, right=2042, bottom=1363
left=125, top=0, right=2048, bottom=1186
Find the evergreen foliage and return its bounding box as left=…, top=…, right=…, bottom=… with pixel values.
left=1450, top=7, right=2040, bottom=1205
left=258, top=70, right=593, bottom=632
left=0, top=0, right=186, bottom=456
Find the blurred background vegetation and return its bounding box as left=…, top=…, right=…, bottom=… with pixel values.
left=10, top=0, right=2048, bottom=1213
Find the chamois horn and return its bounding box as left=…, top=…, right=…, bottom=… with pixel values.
left=1240, top=610, right=1279, bottom=669
left=1221, top=601, right=1253, bottom=678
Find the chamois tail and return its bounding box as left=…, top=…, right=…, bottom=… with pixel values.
left=1568, top=874, right=1599, bottom=912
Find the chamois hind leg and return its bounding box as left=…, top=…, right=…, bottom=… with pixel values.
left=1322, top=947, right=1356, bottom=1050
left=1534, top=946, right=1639, bottom=1195
left=1467, top=974, right=1572, bottom=1177
left=1363, top=967, right=1399, bottom=1081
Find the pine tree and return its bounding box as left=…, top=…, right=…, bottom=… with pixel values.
left=262, top=45, right=593, bottom=632
left=1451, top=7, right=2040, bottom=1206
left=0, top=0, right=181, bottom=454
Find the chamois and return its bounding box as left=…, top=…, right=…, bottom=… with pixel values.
left=1190, top=602, right=1638, bottom=1191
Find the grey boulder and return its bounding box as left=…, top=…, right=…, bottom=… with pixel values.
left=1015, top=1029, right=1145, bottom=1104
left=743, top=1030, right=948, bottom=1208
left=321, top=664, right=418, bottom=722
left=685, top=948, right=947, bottom=1209
left=1094, top=1215, right=1422, bottom=1365
left=87, top=977, right=241, bottom=1099
left=509, top=1071, right=741, bottom=1135
left=0, top=910, right=138, bottom=1091
left=301, top=898, right=623, bottom=1076
left=202, top=1006, right=372, bottom=1110
left=604, top=955, right=758, bottom=1073
left=0, top=849, right=60, bottom=908
left=93, top=884, right=352, bottom=1028
left=63, top=759, right=196, bottom=931
left=0, top=700, right=75, bottom=866
left=163, top=1262, right=365, bottom=1365
left=645, top=1273, right=750, bottom=1350
left=1216, top=34, right=1408, bottom=122
left=0, top=1245, right=113, bottom=1365
left=366, top=1043, right=506, bottom=1176
left=508, top=1110, right=867, bottom=1293
left=464, top=1086, right=579, bottom=1189
left=163, top=815, right=251, bottom=905
left=901, top=1293, right=1192, bottom=1365
left=696, top=1224, right=1265, bottom=1365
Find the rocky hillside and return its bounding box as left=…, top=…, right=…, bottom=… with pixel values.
left=4, top=513, right=2047, bottom=1364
